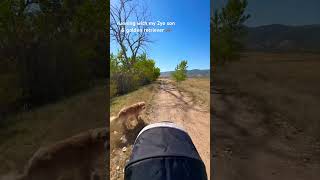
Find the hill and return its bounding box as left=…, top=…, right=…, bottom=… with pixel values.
left=245, top=24, right=320, bottom=52
left=160, top=69, right=210, bottom=78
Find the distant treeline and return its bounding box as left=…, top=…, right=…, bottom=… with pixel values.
left=110, top=52, right=160, bottom=98
left=0, top=0, right=107, bottom=117
left=161, top=69, right=210, bottom=78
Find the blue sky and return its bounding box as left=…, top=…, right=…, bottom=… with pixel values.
left=213, top=0, right=320, bottom=27
left=110, top=0, right=210, bottom=72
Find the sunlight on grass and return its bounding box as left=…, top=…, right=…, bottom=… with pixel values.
left=110, top=83, right=157, bottom=117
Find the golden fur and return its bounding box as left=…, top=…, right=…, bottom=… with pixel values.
left=111, top=102, right=146, bottom=130
left=17, top=128, right=108, bottom=180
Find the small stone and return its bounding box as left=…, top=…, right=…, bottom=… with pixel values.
left=113, top=131, right=118, bottom=134
left=116, top=166, right=120, bottom=170
left=120, top=136, right=127, bottom=144
left=122, top=147, right=127, bottom=152
left=224, top=147, right=233, bottom=155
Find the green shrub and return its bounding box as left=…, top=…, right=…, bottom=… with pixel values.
left=110, top=53, right=160, bottom=96
left=172, top=60, right=188, bottom=82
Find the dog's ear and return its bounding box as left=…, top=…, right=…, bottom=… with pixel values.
left=110, top=116, right=117, bottom=122
left=91, top=128, right=107, bottom=141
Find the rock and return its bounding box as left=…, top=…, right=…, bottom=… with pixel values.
left=122, top=147, right=127, bottom=152
left=120, top=136, right=127, bottom=144
left=224, top=147, right=233, bottom=155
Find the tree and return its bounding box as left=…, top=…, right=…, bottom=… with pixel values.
left=133, top=54, right=160, bottom=85
left=110, top=0, right=151, bottom=68
left=110, top=53, right=160, bottom=96
left=0, top=0, right=107, bottom=111
left=172, top=60, right=188, bottom=82
left=211, top=0, right=250, bottom=65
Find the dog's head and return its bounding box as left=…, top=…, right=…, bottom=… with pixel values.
left=137, top=102, right=146, bottom=110
left=91, top=128, right=108, bottom=142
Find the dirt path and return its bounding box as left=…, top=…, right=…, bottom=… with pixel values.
left=147, top=79, right=210, bottom=177
left=212, top=86, right=320, bottom=180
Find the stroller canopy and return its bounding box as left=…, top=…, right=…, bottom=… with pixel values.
left=125, top=122, right=207, bottom=180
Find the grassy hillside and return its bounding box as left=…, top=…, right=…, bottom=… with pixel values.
left=0, top=85, right=107, bottom=174
left=245, top=24, right=320, bottom=52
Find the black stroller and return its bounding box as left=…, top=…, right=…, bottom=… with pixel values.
left=124, top=121, right=207, bottom=180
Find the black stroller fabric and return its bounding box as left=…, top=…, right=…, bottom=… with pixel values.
left=125, top=124, right=207, bottom=180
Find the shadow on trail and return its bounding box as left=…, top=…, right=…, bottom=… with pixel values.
left=212, top=85, right=320, bottom=180
left=160, top=81, right=208, bottom=113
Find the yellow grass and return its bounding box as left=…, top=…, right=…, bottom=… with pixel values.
left=174, top=78, right=210, bottom=110
left=110, top=83, right=157, bottom=117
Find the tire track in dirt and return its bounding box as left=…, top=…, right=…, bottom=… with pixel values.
left=148, top=79, right=210, bottom=178
left=212, top=86, right=320, bottom=180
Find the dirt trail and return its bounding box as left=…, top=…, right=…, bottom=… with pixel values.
left=212, top=86, right=320, bottom=180
left=147, top=79, right=210, bottom=177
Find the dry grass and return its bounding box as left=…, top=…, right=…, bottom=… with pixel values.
left=0, top=85, right=107, bottom=175
left=110, top=83, right=157, bottom=117
left=174, top=78, right=210, bottom=110
left=214, top=52, right=320, bottom=137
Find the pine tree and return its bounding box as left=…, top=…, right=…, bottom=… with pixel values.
left=211, top=0, right=250, bottom=65
left=172, top=60, right=188, bottom=82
